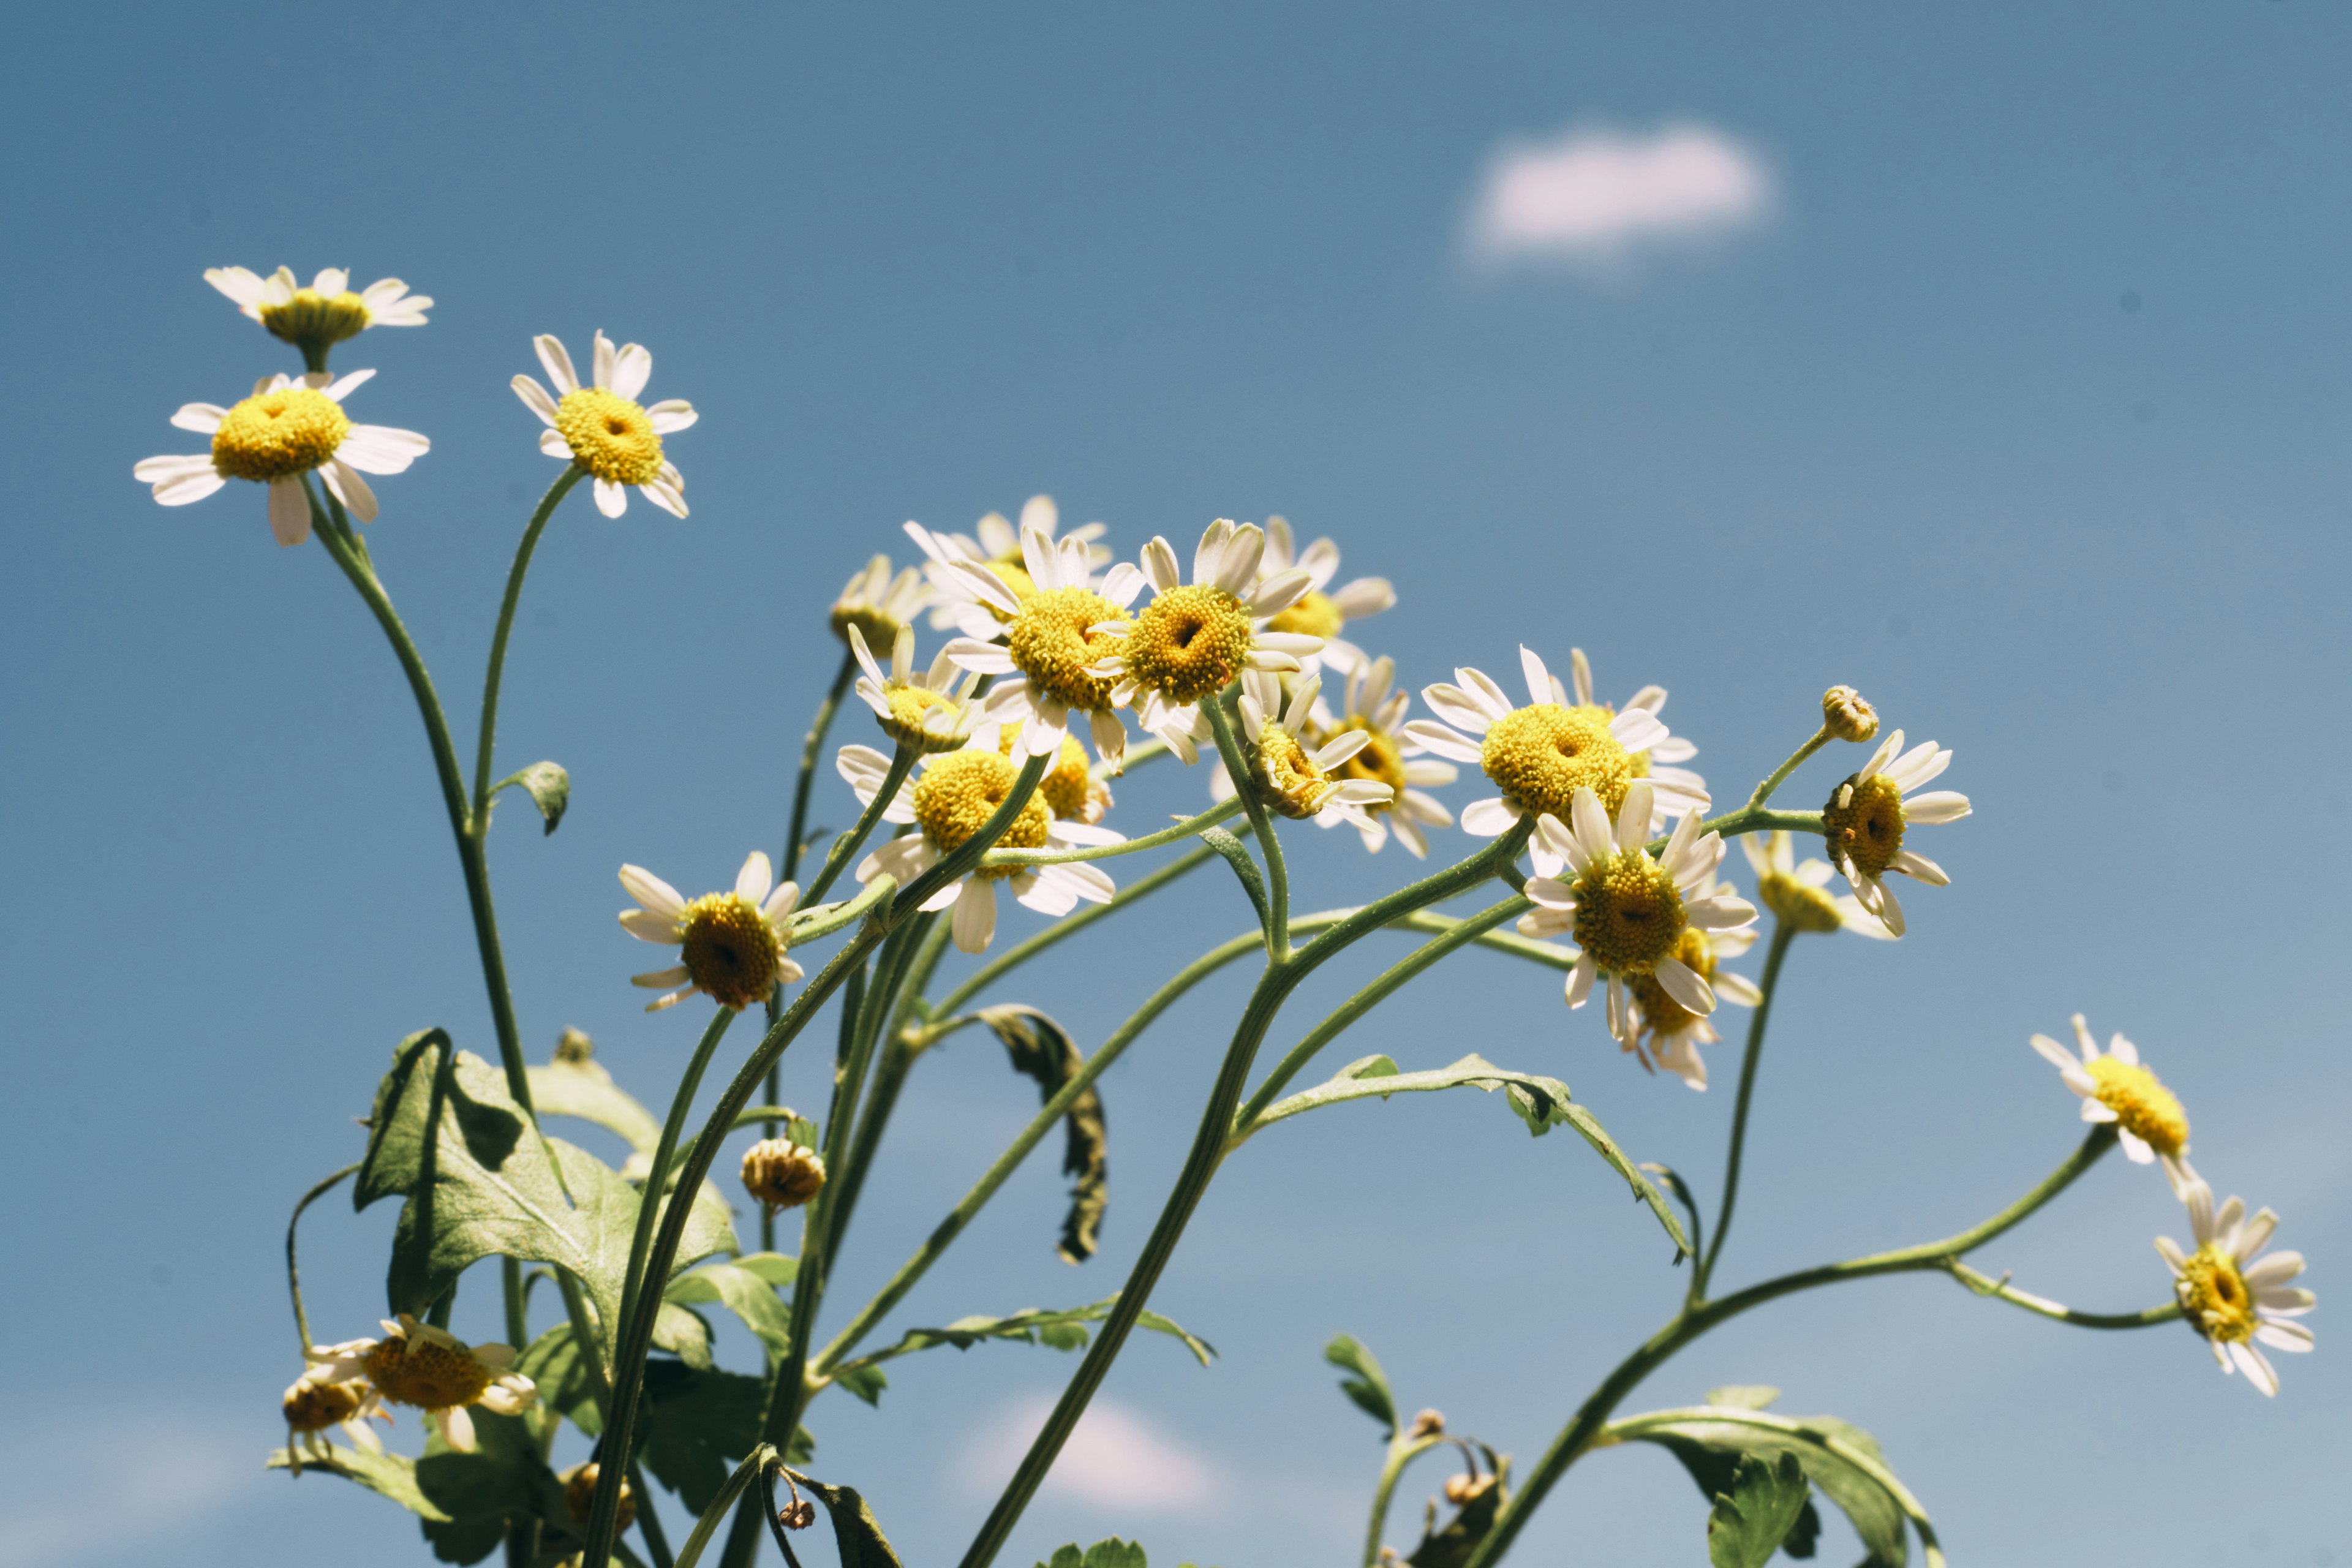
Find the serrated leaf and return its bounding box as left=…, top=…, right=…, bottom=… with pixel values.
left=637, top=1362, right=813, bottom=1513
left=979, top=1006, right=1108, bottom=1264
left=1708, top=1452, right=1811, bottom=1568
left=829, top=1295, right=1215, bottom=1400
left=1615, top=1403, right=1922, bottom=1567
left=514, top=1322, right=602, bottom=1437
left=1248, top=1052, right=1687, bottom=1256
left=780, top=1469, right=907, bottom=1568
left=494, top=761, right=570, bottom=835
left=669, top=1260, right=794, bottom=1359
left=1324, top=1332, right=1397, bottom=1438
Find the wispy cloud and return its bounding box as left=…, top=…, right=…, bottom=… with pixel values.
left=1461, top=121, right=1775, bottom=281
left=956, top=1395, right=1219, bottom=1513
left=0, top=1404, right=258, bottom=1567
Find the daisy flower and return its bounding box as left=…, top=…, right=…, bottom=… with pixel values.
left=1082, top=519, right=1324, bottom=754
left=307, top=1316, right=535, bottom=1452
left=1821, top=728, right=1970, bottom=937
left=1543, top=647, right=1709, bottom=831
left=617, top=851, right=804, bottom=1012
left=1253, top=515, right=1395, bottom=674
left=907, top=496, right=1108, bottom=638
left=281, top=1369, right=388, bottom=1474
left=1403, top=646, right=1677, bottom=873
left=980, top=720, right=1115, bottom=824
left=1205, top=669, right=1393, bottom=828
left=204, top=266, right=431, bottom=357
left=1300, top=655, right=1458, bottom=857
left=849, top=624, right=986, bottom=754
left=927, top=522, right=1145, bottom=766
left=134, top=371, right=429, bottom=547
left=830, top=553, right=933, bottom=652
left=1740, top=832, right=1896, bottom=939
left=2157, top=1176, right=2316, bottom=1397
left=1623, top=863, right=1763, bottom=1090
left=837, top=741, right=1123, bottom=953
left=1517, top=783, right=1757, bottom=1049
left=511, top=331, right=695, bottom=518
left=2029, top=1014, right=2191, bottom=1185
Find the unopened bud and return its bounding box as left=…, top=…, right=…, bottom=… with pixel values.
left=282, top=1374, right=366, bottom=1433
left=554, top=1028, right=595, bottom=1065
left=1407, top=1409, right=1446, bottom=1439
left=741, top=1139, right=827, bottom=1211
left=1444, top=1473, right=1494, bottom=1507
left=562, top=1463, right=636, bottom=1531
left=777, top=1498, right=817, bottom=1531
left=1821, top=686, right=1879, bottom=743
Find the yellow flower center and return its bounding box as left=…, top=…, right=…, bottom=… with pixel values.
left=2086, top=1057, right=2190, bottom=1156
left=997, top=726, right=1103, bottom=821
left=1757, top=870, right=1845, bottom=934
left=2178, top=1243, right=2256, bottom=1344
left=877, top=684, right=968, bottom=753
left=259, top=288, right=372, bottom=349
left=284, top=1377, right=367, bottom=1432
left=1480, top=703, right=1637, bottom=823
left=913, top=749, right=1051, bottom=880
left=1823, top=772, right=1905, bottom=880
left=1265, top=589, right=1343, bottom=642
left=1004, top=587, right=1124, bottom=712
left=988, top=557, right=1039, bottom=604
left=740, top=1139, right=827, bottom=1211
left=677, top=892, right=786, bottom=1010
left=1570, top=848, right=1687, bottom=976
left=1321, top=715, right=1405, bottom=818
left=211, top=387, right=350, bottom=482
left=554, top=387, right=665, bottom=486
left=1252, top=725, right=1338, bottom=819
left=1123, top=585, right=1257, bottom=706
left=363, top=1334, right=493, bottom=1412
left=1629, top=927, right=1718, bottom=1037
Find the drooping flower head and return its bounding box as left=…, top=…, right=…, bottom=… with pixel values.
left=1740, top=832, right=1895, bottom=939
left=1518, top=782, right=1758, bottom=1050
left=205, top=266, right=431, bottom=360
left=512, top=332, right=695, bottom=518
left=1253, top=516, right=1395, bottom=674
left=1223, top=668, right=1393, bottom=826
left=1821, top=728, right=1970, bottom=936
left=281, top=1368, right=387, bottom=1474
left=307, top=1316, right=535, bottom=1452
left=850, top=623, right=985, bottom=755
left=1297, top=655, right=1458, bottom=858
left=2157, top=1176, right=2316, bottom=1396
left=2029, top=1014, right=2191, bottom=1183
left=831, top=554, right=933, bottom=651
left=617, top=852, right=804, bottom=1012
left=134, top=371, right=429, bottom=546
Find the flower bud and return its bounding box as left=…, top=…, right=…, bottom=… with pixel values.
left=1821, top=686, right=1880, bottom=743
left=554, top=1027, right=595, bottom=1065
left=283, top=1374, right=367, bottom=1433
left=1407, top=1409, right=1447, bottom=1439
left=777, top=1498, right=817, bottom=1531
left=741, top=1139, right=827, bottom=1211
left=563, top=1463, right=635, bottom=1531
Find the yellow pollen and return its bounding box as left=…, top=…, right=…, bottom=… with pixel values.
left=2086, top=1057, right=2190, bottom=1156
left=554, top=387, right=665, bottom=486
left=210, top=388, right=350, bottom=482
left=1005, top=587, right=1125, bottom=713
left=363, top=1335, right=493, bottom=1412
left=987, top=558, right=1039, bottom=606
left=1265, top=589, right=1343, bottom=642
left=1629, top=928, right=1718, bottom=1038
left=259, top=288, right=372, bottom=349
left=997, top=726, right=1102, bottom=821
left=878, top=684, right=968, bottom=753
left=1757, top=869, right=1845, bottom=933
left=1322, top=716, right=1405, bottom=815
left=1570, top=848, right=1687, bottom=976
left=1480, top=703, right=1637, bottom=822
left=1123, top=585, right=1256, bottom=706
left=1823, top=772, right=1906, bottom=880
left=283, top=1377, right=366, bottom=1432
left=1252, top=725, right=1338, bottom=820
left=677, top=893, right=786, bottom=1010
left=2179, top=1244, right=2257, bottom=1345
left=913, top=749, right=1051, bottom=880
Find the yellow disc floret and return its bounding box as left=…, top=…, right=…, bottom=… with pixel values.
left=1122, top=585, right=1257, bottom=706
left=1252, top=725, right=1338, bottom=820
left=1265, top=589, right=1343, bottom=642
left=1756, top=869, right=1845, bottom=933
left=364, top=1333, right=494, bottom=1412
left=2086, top=1057, right=2190, bottom=1157
left=211, top=387, right=351, bottom=481
left=677, top=893, right=787, bottom=1010
left=878, top=684, right=968, bottom=754
left=913, top=749, right=1050, bottom=880
left=260, top=288, right=374, bottom=351
left=1005, top=587, right=1125, bottom=712
left=1570, top=850, right=1687, bottom=976
left=1480, top=704, right=1638, bottom=823
left=1629, top=927, right=1719, bottom=1038
left=2178, top=1245, right=2257, bottom=1346
left=1322, top=714, right=1406, bottom=807
left=997, top=726, right=1109, bottom=821
left=554, top=387, right=665, bottom=486
left=1823, top=772, right=1906, bottom=880
left=283, top=1375, right=368, bottom=1433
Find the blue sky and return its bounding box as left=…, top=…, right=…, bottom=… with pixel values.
left=4, top=3, right=2348, bottom=1565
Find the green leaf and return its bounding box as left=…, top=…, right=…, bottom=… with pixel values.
left=1706, top=1386, right=1783, bottom=1411
left=415, top=1409, right=547, bottom=1530
left=1404, top=1457, right=1509, bottom=1568
left=735, top=1251, right=801, bottom=1287
left=653, top=1300, right=714, bottom=1369
left=1199, top=827, right=1273, bottom=932
left=266, top=1444, right=454, bottom=1520
left=776, top=1469, right=909, bottom=1568
left=1250, top=1052, right=1688, bottom=1256
left=834, top=1360, right=889, bottom=1406
left=636, top=1362, right=812, bottom=1513
left=669, top=1259, right=795, bottom=1359
left=1323, top=1332, right=1398, bottom=1438
left=828, top=1295, right=1215, bottom=1401
left=526, top=1056, right=662, bottom=1153
left=514, top=1322, right=602, bottom=1437
left=979, top=1006, right=1108, bottom=1264
left=1035, top=1541, right=1149, bottom=1568
left=493, top=761, right=570, bottom=834
left=355, top=1031, right=737, bottom=1358
left=1708, top=1453, right=1811, bottom=1568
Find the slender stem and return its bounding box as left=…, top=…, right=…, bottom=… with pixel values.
left=557, top=1270, right=614, bottom=1418
left=1746, top=725, right=1833, bottom=812
left=503, top=1257, right=529, bottom=1350
left=1944, top=1261, right=2185, bottom=1329
left=1204, top=698, right=1289, bottom=959
left=670, top=1445, right=777, bottom=1568
left=1694, top=921, right=1797, bottom=1302
left=1365, top=1433, right=1449, bottom=1568
left=803, top=745, right=917, bottom=906
left=629, top=1459, right=676, bottom=1568
left=471, top=467, right=587, bottom=821
left=979, top=797, right=1246, bottom=867
left=1682, top=805, right=1822, bottom=850
left=929, top=845, right=1215, bottom=1019
left=612, top=1008, right=737, bottom=1382
left=827, top=918, right=951, bottom=1252
left=286, top=1164, right=360, bottom=1352
left=786, top=652, right=858, bottom=882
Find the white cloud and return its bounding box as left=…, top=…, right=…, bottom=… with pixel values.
left=0, top=1404, right=257, bottom=1567
left=1462, top=121, right=1775, bottom=279
left=956, top=1395, right=1219, bottom=1514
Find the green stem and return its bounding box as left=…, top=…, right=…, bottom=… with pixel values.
left=503, top=1257, right=529, bottom=1351
left=1693, top=921, right=1797, bottom=1303
left=1745, top=725, right=1833, bottom=812
left=557, top=1270, right=614, bottom=1418
left=803, top=745, right=917, bottom=905
left=286, top=1163, right=360, bottom=1352
left=1204, top=697, right=1289, bottom=959
left=629, top=1458, right=676, bottom=1568
left=670, top=1445, right=777, bottom=1568
left=470, top=467, right=587, bottom=821
left=979, top=797, right=1245, bottom=867
left=827, top=918, right=952, bottom=1250
left=1365, top=1433, right=1449, bottom=1567
left=1943, top=1260, right=2185, bottom=1329
left=786, top=651, right=858, bottom=883
left=612, top=1008, right=737, bottom=1384
left=929, top=845, right=1215, bottom=1019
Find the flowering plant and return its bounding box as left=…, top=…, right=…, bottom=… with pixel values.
left=145, top=268, right=2313, bottom=1568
